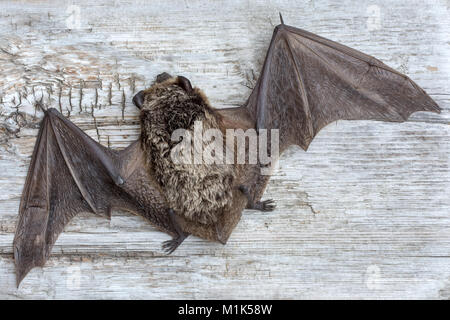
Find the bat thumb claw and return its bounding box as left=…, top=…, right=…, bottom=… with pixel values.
left=115, top=175, right=124, bottom=186
left=279, top=12, right=284, bottom=25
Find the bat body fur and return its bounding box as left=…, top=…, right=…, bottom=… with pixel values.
left=13, top=22, right=441, bottom=286
left=140, top=77, right=236, bottom=226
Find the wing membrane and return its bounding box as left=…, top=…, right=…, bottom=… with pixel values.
left=245, top=24, right=441, bottom=152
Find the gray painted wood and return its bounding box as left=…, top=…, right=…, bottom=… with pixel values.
left=0, top=0, right=449, bottom=299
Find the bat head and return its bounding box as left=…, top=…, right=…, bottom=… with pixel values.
left=132, top=73, right=207, bottom=110
left=137, top=73, right=216, bottom=139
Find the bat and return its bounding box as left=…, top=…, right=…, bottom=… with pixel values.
left=13, top=17, right=441, bottom=286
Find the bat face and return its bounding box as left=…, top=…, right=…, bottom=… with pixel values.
left=137, top=75, right=213, bottom=135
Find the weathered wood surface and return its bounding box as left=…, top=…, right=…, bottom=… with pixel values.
left=0, top=0, right=449, bottom=299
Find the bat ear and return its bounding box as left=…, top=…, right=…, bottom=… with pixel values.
left=132, top=90, right=145, bottom=109
left=176, top=76, right=193, bottom=93
left=156, top=72, right=172, bottom=83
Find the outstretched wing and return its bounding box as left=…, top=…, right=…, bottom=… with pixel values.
left=13, top=108, right=161, bottom=286
left=244, top=23, right=441, bottom=152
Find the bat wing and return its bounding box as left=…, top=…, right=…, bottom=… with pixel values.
left=13, top=108, right=165, bottom=286
left=244, top=23, right=441, bottom=153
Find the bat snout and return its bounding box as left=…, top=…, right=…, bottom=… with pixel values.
left=133, top=90, right=145, bottom=109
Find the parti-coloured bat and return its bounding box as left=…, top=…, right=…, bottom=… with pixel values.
left=13, top=18, right=441, bottom=286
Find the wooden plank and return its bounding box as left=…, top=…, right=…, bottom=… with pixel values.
left=0, top=0, right=448, bottom=299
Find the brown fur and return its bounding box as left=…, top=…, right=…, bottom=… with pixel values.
left=140, top=77, right=236, bottom=225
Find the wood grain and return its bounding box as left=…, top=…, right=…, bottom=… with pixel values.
left=0, top=0, right=448, bottom=299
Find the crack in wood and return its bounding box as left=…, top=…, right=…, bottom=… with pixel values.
left=78, top=80, right=84, bottom=113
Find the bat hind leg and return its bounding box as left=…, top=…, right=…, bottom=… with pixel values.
left=162, top=208, right=188, bottom=254
left=238, top=185, right=276, bottom=212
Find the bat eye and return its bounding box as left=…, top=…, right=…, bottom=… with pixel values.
left=176, top=76, right=193, bottom=93
left=133, top=90, right=145, bottom=109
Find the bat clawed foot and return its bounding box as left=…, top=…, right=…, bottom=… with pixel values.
left=238, top=185, right=276, bottom=212
left=163, top=208, right=188, bottom=254
left=254, top=199, right=276, bottom=212
left=162, top=233, right=186, bottom=255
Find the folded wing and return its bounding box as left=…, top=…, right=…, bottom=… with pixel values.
left=13, top=109, right=141, bottom=286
